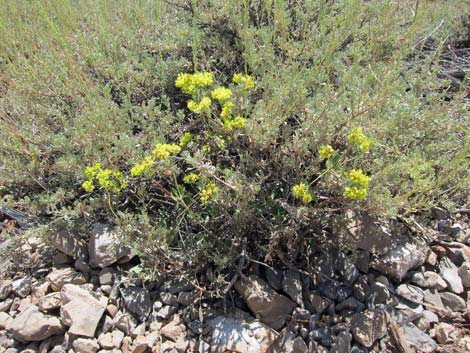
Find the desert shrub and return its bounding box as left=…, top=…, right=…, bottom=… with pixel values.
left=1, top=0, right=469, bottom=286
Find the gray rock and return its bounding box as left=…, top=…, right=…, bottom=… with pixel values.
left=458, top=262, right=470, bottom=287
left=0, top=298, right=13, bottom=312
left=155, top=305, right=178, bottom=320
left=60, top=284, right=107, bottom=337
left=161, top=316, right=187, bottom=342
left=73, top=338, right=99, bottom=353
left=337, top=257, right=360, bottom=286
left=6, top=305, right=64, bottom=342
left=352, top=276, right=369, bottom=302
left=439, top=292, right=467, bottom=312
left=208, top=316, right=278, bottom=353
left=37, top=292, right=62, bottom=311
left=0, top=280, right=12, bottom=300
left=12, top=277, right=31, bottom=298
left=330, top=331, right=352, bottom=353
left=354, top=250, right=370, bottom=273
left=414, top=310, right=439, bottom=331
left=177, top=291, right=198, bottom=306
left=396, top=284, right=424, bottom=304
left=396, top=298, right=424, bottom=322
left=113, top=312, right=137, bottom=335
left=439, top=257, right=463, bottom=294
left=46, top=267, right=86, bottom=291
left=272, top=331, right=308, bottom=353
left=74, top=259, right=91, bottom=273
left=0, top=311, right=10, bottom=329
left=265, top=268, right=283, bottom=291
left=235, top=275, right=297, bottom=330
left=99, top=268, right=117, bottom=286
left=350, top=309, right=387, bottom=347
left=120, top=286, right=151, bottom=322
left=402, top=322, right=437, bottom=353
left=335, top=297, right=364, bottom=313
left=368, top=282, right=390, bottom=305
left=88, top=224, right=133, bottom=268
left=423, top=289, right=444, bottom=308
left=160, top=292, right=178, bottom=306
left=162, top=278, right=194, bottom=294
left=317, top=281, right=337, bottom=300
left=282, top=270, right=303, bottom=306
left=50, top=228, right=88, bottom=259
left=435, top=322, right=457, bottom=344
left=410, top=271, right=447, bottom=290
left=370, top=241, right=428, bottom=281
left=445, top=244, right=470, bottom=266
left=307, top=293, right=331, bottom=315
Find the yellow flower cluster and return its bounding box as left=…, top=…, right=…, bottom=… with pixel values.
left=220, top=101, right=233, bottom=121
left=187, top=97, right=212, bottom=114
left=183, top=173, right=199, bottom=184
left=130, top=156, right=154, bottom=177
left=233, top=73, right=255, bottom=90
left=200, top=182, right=218, bottom=204
left=211, top=87, right=232, bottom=102
left=292, top=182, right=313, bottom=204
left=344, top=169, right=370, bottom=200
left=224, top=116, right=247, bottom=131
left=319, top=145, right=335, bottom=159
left=348, top=127, right=371, bottom=152
left=179, top=132, right=194, bottom=148
left=175, top=72, right=214, bottom=95
left=152, top=143, right=181, bottom=160
left=82, top=163, right=127, bottom=193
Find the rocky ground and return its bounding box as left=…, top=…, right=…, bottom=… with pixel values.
left=1, top=208, right=470, bottom=353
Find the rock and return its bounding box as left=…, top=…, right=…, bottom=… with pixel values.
left=458, top=262, right=470, bottom=287
left=354, top=250, right=370, bottom=273
left=368, top=282, right=390, bottom=305
left=439, top=292, right=467, bottom=312
left=338, top=259, right=360, bottom=286
left=370, top=241, right=428, bottom=281
left=37, top=292, right=62, bottom=311
left=439, top=257, right=463, bottom=294
left=60, top=284, right=107, bottom=337
left=336, top=286, right=352, bottom=302
left=0, top=280, right=12, bottom=300
left=6, top=305, right=64, bottom=342
left=410, top=271, right=447, bottom=290
left=119, top=286, right=151, bottom=322
left=414, top=310, right=439, bottom=331
left=73, top=339, right=99, bottom=353
left=0, top=311, right=11, bottom=329
left=396, top=284, right=424, bottom=304
left=52, top=252, right=73, bottom=265
left=402, top=322, right=437, bottom=353
left=161, top=317, right=187, bottom=342
left=113, top=312, right=137, bottom=336
left=112, top=330, right=125, bottom=349
left=396, top=298, right=424, bottom=322
left=271, top=331, right=308, bottom=353
left=12, top=277, right=31, bottom=298
left=282, top=270, right=303, bottom=306
left=330, top=331, right=352, bottom=353
left=162, top=278, right=194, bottom=294
left=445, top=244, right=470, bottom=266
left=31, top=280, right=49, bottom=301
left=208, top=316, right=277, bottom=353
left=423, top=289, right=444, bottom=308
left=234, top=275, right=296, bottom=330
left=0, top=298, right=13, bottom=312
left=265, top=268, right=283, bottom=291
left=160, top=292, right=178, bottom=306
left=306, top=293, right=331, bottom=315
left=131, top=335, right=148, bottom=353
left=435, top=322, right=457, bottom=344
left=310, top=327, right=334, bottom=347
left=106, top=304, right=119, bottom=318
left=50, top=228, right=88, bottom=259
left=74, top=259, right=91, bottom=273
left=350, top=309, right=387, bottom=347
left=46, top=267, right=86, bottom=291
left=88, top=224, right=133, bottom=268
left=99, top=268, right=117, bottom=286
left=352, top=276, right=369, bottom=302
left=98, top=333, right=114, bottom=350
left=426, top=251, right=438, bottom=266
left=177, top=291, right=198, bottom=306
left=335, top=297, right=364, bottom=313
left=155, top=305, right=177, bottom=320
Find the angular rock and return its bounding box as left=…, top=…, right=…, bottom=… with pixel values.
left=368, top=282, right=390, bottom=305
left=99, top=268, right=117, bottom=286
left=439, top=257, right=463, bottom=294
left=131, top=335, right=148, bottom=353
left=160, top=292, right=178, bottom=306
left=73, top=338, right=99, bottom=353
left=410, top=271, right=447, bottom=290
left=177, top=291, right=197, bottom=306
left=337, top=258, right=360, bottom=286
left=435, top=322, right=457, bottom=344
left=330, top=331, right=352, bottom=353
left=12, top=277, right=31, bottom=298
left=402, top=322, right=437, bottom=353
left=113, top=312, right=137, bottom=335
left=350, top=309, right=387, bottom=347
left=88, top=224, right=132, bottom=268
left=37, top=292, right=62, bottom=311
left=396, top=284, right=424, bottom=304
left=50, top=228, right=88, bottom=259
left=271, top=331, right=308, bottom=353
left=235, top=275, right=296, bottom=330
left=458, top=262, right=470, bottom=287
left=265, top=268, right=283, bottom=291
left=370, top=241, right=428, bottom=281
left=208, top=316, right=277, bottom=353
left=120, top=286, right=151, bottom=322
left=161, top=317, right=187, bottom=342
left=6, top=305, right=64, bottom=342
left=396, top=298, right=424, bottom=322
left=60, top=284, right=107, bottom=337
left=282, top=270, right=303, bottom=307
left=0, top=280, right=12, bottom=300
left=0, top=311, right=10, bottom=329
left=98, top=332, right=114, bottom=350
left=439, top=292, right=467, bottom=312
left=46, top=267, right=86, bottom=291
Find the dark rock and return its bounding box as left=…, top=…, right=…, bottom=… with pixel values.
left=350, top=309, right=387, bottom=348
left=317, top=281, right=337, bottom=301
left=282, top=270, right=304, bottom=306
left=307, top=293, right=331, bottom=314
left=265, top=268, right=283, bottom=291
left=336, top=286, right=353, bottom=302
left=353, top=276, right=369, bottom=302
left=119, top=286, right=152, bottom=322
left=330, top=331, right=352, bottom=353
left=368, top=282, right=389, bottom=305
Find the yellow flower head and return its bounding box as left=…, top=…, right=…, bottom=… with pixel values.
left=200, top=182, right=218, bottom=204
left=187, top=97, right=212, bottom=114
left=224, top=116, right=247, bottom=131
left=179, top=132, right=194, bottom=148
left=344, top=186, right=367, bottom=200
left=175, top=72, right=213, bottom=95
left=183, top=173, right=199, bottom=184
left=345, top=169, right=370, bottom=189
left=220, top=101, right=233, bottom=121
left=232, top=73, right=255, bottom=90
left=211, top=87, right=233, bottom=102
left=85, top=163, right=102, bottom=180
left=319, top=145, right=335, bottom=159
left=292, top=182, right=313, bottom=204
left=130, top=156, right=154, bottom=177
left=153, top=143, right=181, bottom=160
left=82, top=180, right=94, bottom=193
left=348, top=127, right=371, bottom=152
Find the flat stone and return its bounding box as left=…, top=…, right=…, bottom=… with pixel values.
left=99, top=268, right=118, bottom=286
left=161, top=317, right=187, bottom=342
left=402, top=322, right=437, bottom=353
left=177, top=291, right=198, bottom=306
left=73, top=338, right=99, bottom=353
left=435, top=322, right=457, bottom=344
left=396, top=298, right=424, bottom=322
left=113, top=312, right=137, bottom=336
left=330, top=331, right=352, bottom=353
left=350, top=309, right=387, bottom=347
left=0, top=311, right=11, bottom=329
left=439, top=292, right=467, bottom=312
left=306, top=293, right=331, bottom=315
left=271, top=331, right=308, bottom=353
left=410, top=271, right=447, bottom=290
left=88, top=224, right=133, bottom=268
left=12, top=277, right=31, bottom=298
left=0, top=298, right=13, bottom=312
left=98, top=333, right=114, bottom=350
left=208, top=316, right=277, bottom=353
left=234, top=275, right=296, bottom=330
left=46, top=267, right=86, bottom=291
left=60, top=284, right=107, bottom=337
left=120, top=286, right=151, bottom=322
left=396, top=284, right=424, bottom=304
left=282, top=270, right=303, bottom=306
left=49, top=228, right=88, bottom=259
left=6, top=305, right=64, bottom=342
left=370, top=241, right=428, bottom=281
left=37, top=292, right=62, bottom=311
left=458, top=262, right=470, bottom=287
left=439, top=257, right=463, bottom=294
left=265, top=268, right=283, bottom=291
left=160, top=292, right=178, bottom=306
left=0, top=280, right=12, bottom=300
left=368, top=282, right=390, bottom=305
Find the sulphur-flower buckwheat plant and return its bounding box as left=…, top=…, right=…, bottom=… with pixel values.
left=211, top=87, right=233, bottom=102
left=187, top=97, right=212, bottom=114
left=82, top=163, right=126, bottom=193
left=344, top=169, right=370, bottom=200
left=183, top=173, right=199, bottom=184
left=319, top=145, right=335, bottom=159
left=232, top=73, right=255, bottom=90
left=152, top=144, right=181, bottom=161
left=175, top=72, right=213, bottom=95
left=293, top=183, right=313, bottom=204
left=200, top=182, right=218, bottom=204
left=348, top=127, right=371, bottom=152
left=130, top=156, right=154, bottom=177
left=179, top=132, right=194, bottom=148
